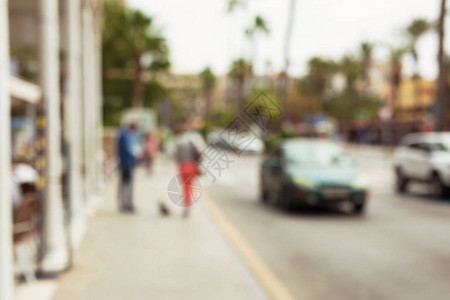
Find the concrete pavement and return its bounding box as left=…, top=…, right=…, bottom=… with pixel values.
left=52, top=156, right=268, bottom=300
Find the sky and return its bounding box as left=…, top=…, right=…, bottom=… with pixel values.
left=128, top=0, right=447, bottom=79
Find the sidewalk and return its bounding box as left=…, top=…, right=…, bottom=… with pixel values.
left=51, top=157, right=267, bottom=300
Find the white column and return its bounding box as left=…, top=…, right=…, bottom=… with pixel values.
left=0, top=0, right=14, bottom=298
left=82, top=5, right=95, bottom=196
left=40, top=0, right=69, bottom=273
left=95, top=7, right=103, bottom=189
left=81, top=4, right=88, bottom=199
left=67, top=0, right=85, bottom=246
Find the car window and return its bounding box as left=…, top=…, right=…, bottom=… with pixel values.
left=428, top=142, right=450, bottom=152
left=408, top=143, right=427, bottom=151
left=283, top=142, right=351, bottom=168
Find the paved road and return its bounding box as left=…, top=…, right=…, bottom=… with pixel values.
left=202, top=147, right=450, bottom=300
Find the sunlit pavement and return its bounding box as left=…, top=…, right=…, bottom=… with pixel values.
left=52, top=157, right=267, bottom=300
left=204, top=146, right=450, bottom=300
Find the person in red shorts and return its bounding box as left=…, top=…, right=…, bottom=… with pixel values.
left=172, top=122, right=205, bottom=217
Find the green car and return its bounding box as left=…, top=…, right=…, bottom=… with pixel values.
left=260, top=138, right=368, bottom=214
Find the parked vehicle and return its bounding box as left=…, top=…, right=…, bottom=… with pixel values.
left=393, top=132, right=450, bottom=197
left=260, top=138, right=368, bottom=213
left=206, top=127, right=227, bottom=149
left=207, top=128, right=264, bottom=154
left=233, top=132, right=264, bottom=154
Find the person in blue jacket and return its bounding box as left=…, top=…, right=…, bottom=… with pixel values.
left=117, top=122, right=137, bottom=212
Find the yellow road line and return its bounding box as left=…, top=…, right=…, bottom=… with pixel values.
left=202, top=193, right=296, bottom=300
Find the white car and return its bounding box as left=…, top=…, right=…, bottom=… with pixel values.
left=242, top=135, right=264, bottom=154
left=393, top=132, right=450, bottom=197
left=207, top=129, right=265, bottom=154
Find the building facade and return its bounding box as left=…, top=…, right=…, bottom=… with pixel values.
left=0, top=0, right=103, bottom=298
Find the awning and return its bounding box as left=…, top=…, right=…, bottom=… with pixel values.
left=9, top=76, right=41, bottom=104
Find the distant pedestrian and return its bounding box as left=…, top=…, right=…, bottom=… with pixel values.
left=143, top=132, right=158, bottom=174
left=172, top=123, right=205, bottom=218
left=117, top=123, right=138, bottom=213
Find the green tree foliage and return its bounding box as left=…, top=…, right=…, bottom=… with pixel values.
left=227, top=0, right=245, bottom=13
left=199, top=67, right=216, bottom=121
left=246, top=15, right=270, bottom=37
left=389, top=46, right=407, bottom=108
left=102, top=1, right=169, bottom=111
left=228, top=58, right=253, bottom=110
left=340, top=55, right=361, bottom=91
left=299, top=57, right=339, bottom=98
left=299, top=55, right=382, bottom=121
left=325, top=90, right=382, bottom=121
left=325, top=55, right=382, bottom=121
left=211, top=108, right=235, bottom=127
left=359, top=42, right=374, bottom=88
left=103, top=78, right=168, bottom=127
left=405, top=18, right=431, bottom=106
left=245, top=15, right=270, bottom=83
left=406, top=18, right=431, bottom=68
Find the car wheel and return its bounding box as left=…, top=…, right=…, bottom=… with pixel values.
left=430, top=173, right=448, bottom=197
left=277, top=185, right=292, bottom=211
left=353, top=201, right=366, bottom=214
left=395, top=168, right=408, bottom=193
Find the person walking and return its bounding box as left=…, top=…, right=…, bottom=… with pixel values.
left=172, top=123, right=205, bottom=218
left=117, top=123, right=137, bottom=213
left=143, top=132, right=158, bottom=174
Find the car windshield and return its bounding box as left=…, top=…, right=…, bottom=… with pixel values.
left=433, top=140, right=450, bottom=152
left=283, top=141, right=351, bottom=168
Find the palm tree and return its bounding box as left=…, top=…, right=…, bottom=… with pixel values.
left=228, top=58, right=252, bottom=110
left=103, top=3, right=169, bottom=108
left=245, top=15, right=270, bottom=72
left=299, top=57, right=339, bottom=112
left=406, top=18, right=431, bottom=107
left=280, top=0, right=297, bottom=116
left=226, top=0, right=247, bottom=60
left=128, top=11, right=169, bottom=108
left=435, top=0, right=450, bottom=130
left=251, top=15, right=269, bottom=34
left=227, top=0, right=245, bottom=13
left=199, top=67, right=216, bottom=121
left=360, top=42, right=374, bottom=91
left=389, top=47, right=407, bottom=115
left=340, top=55, right=361, bottom=92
